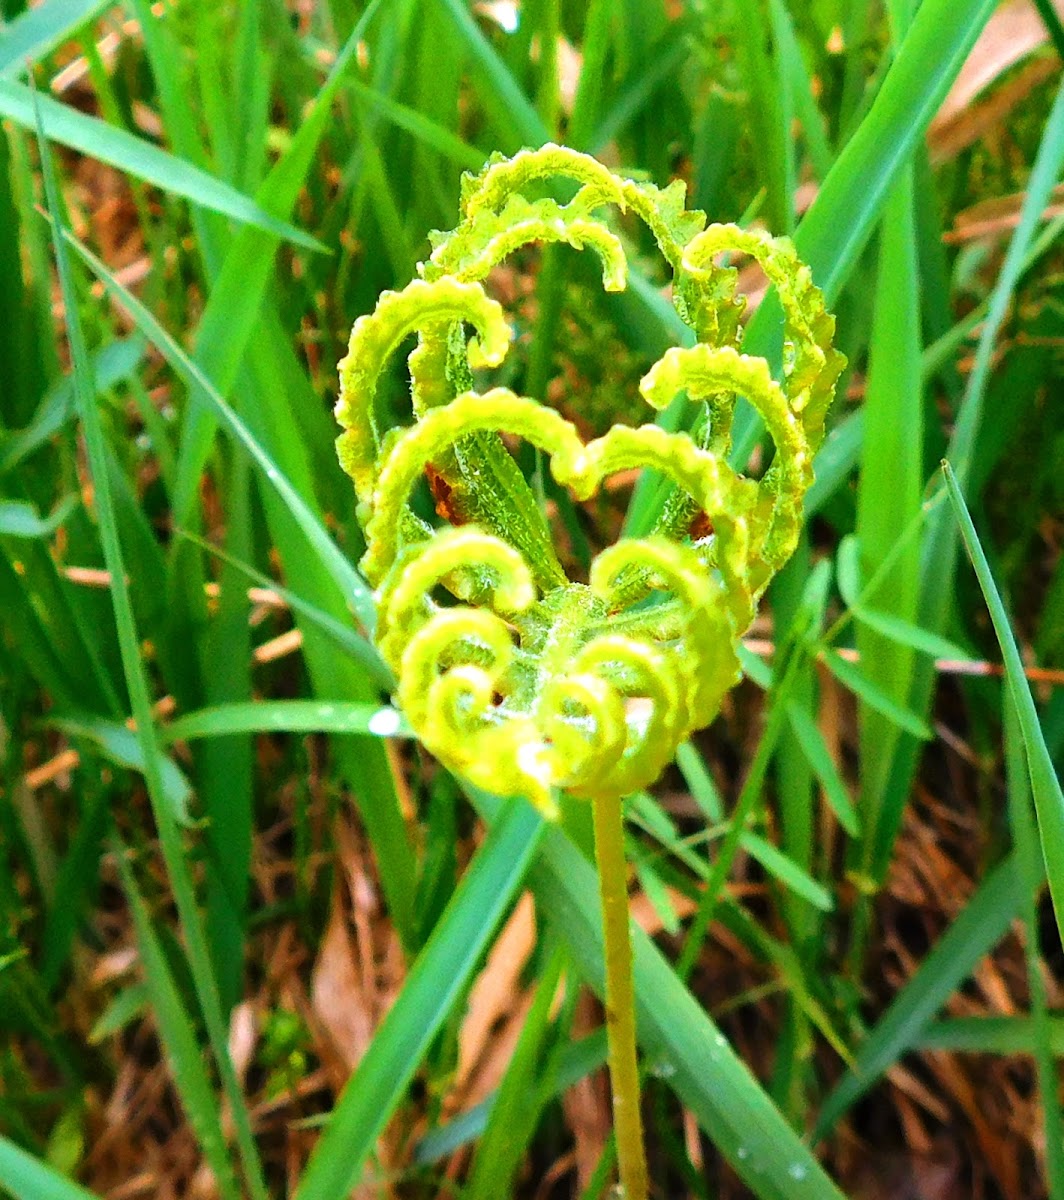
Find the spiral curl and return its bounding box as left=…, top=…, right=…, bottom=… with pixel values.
left=335, top=144, right=844, bottom=814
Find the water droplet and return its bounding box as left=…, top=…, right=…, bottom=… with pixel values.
left=318, top=705, right=335, bottom=718
left=788, top=1163, right=807, bottom=1181
left=649, top=1058, right=676, bottom=1079
left=737, top=1146, right=749, bottom=1161
left=368, top=707, right=402, bottom=737
left=714, top=1032, right=727, bottom=1048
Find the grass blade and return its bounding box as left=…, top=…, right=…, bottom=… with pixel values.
left=167, top=0, right=389, bottom=528
left=1004, top=696, right=1064, bottom=1198
left=944, top=462, right=1064, bottom=940
left=31, top=84, right=269, bottom=1200
left=349, top=80, right=486, bottom=170
left=0, top=335, right=143, bottom=475
left=865, top=71, right=1064, bottom=895
left=740, top=831, right=833, bottom=912
left=821, top=650, right=932, bottom=740
left=784, top=703, right=859, bottom=836
left=164, top=700, right=410, bottom=742
left=59, top=232, right=380, bottom=635
left=113, top=846, right=241, bottom=1200
left=49, top=716, right=192, bottom=824
left=853, top=159, right=923, bottom=882
left=0, top=1136, right=104, bottom=1200
left=851, top=609, right=968, bottom=661
left=790, top=0, right=994, bottom=303
left=465, top=947, right=567, bottom=1200
left=174, top=529, right=384, bottom=676
left=0, top=496, right=76, bottom=538
left=436, top=0, right=548, bottom=148
left=816, top=851, right=1031, bottom=1135
left=0, top=81, right=321, bottom=250
left=0, top=0, right=111, bottom=77
left=918, top=1017, right=1064, bottom=1056
left=294, top=800, right=545, bottom=1199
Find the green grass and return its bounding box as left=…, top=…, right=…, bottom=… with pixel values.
left=1, top=1, right=1063, bottom=1197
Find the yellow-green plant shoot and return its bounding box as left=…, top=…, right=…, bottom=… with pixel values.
left=335, top=144, right=843, bottom=1198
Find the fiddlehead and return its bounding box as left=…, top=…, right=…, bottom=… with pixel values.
left=335, top=145, right=843, bottom=814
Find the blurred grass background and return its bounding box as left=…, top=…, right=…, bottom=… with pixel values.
left=1, top=0, right=1064, bottom=1197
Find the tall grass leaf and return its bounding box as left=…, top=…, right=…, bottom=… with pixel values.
left=0, top=80, right=322, bottom=250
left=804, top=411, right=862, bottom=518
left=1004, top=695, right=1064, bottom=1198
left=816, top=851, right=1031, bottom=1135
left=851, top=126, right=924, bottom=900
left=785, top=703, right=859, bottom=836
left=437, top=0, right=548, bottom=148
left=60, top=232, right=379, bottom=634
left=174, top=529, right=388, bottom=681
left=197, top=448, right=254, bottom=1013
left=632, top=853, right=682, bottom=935
left=740, top=831, right=834, bottom=912
left=414, top=1029, right=610, bottom=1164
left=921, top=212, right=1064, bottom=384
left=821, top=649, right=932, bottom=740
left=0, top=1135, right=104, bottom=1200
left=31, top=86, right=270, bottom=1200
left=835, top=535, right=861, bottom=608
left=567, top=0, right=612, bottom=150
left=918, top=1017, right=1064, bottom=1056
left=466, top=947, right=566, bottom=1200
left=165, top=700, right=410, bottom=742
left=869, top=73, right=1064, bottom=886
left=0, top=335, right=143, bottom=474
left=788, top=0, right=994, bottom=303
left=734, top=0, right=792, bottom=233
left=49, top=716, right=193, bottom=824
left=852, top=609, right=968, bottom=661
left=675, top=741, right=725, bottom=820
left=0, top=551, right=84, bottom=713
left=88, top=982, right=150, bottom=1045
left=737, top=641, right=773, bottom=689
left=114, top=848, right=242, bottom=1200
left=769, top=0, right=832, bottom=182
left=349, top=80, right=486, bottom=169
left=927, top=77, right=1064, bottom=594
left=587, top=22, right=690, bottom=151
left=667, top=0, right=998, bottom=498
left=167, top=0, right=389, bottom=527
left=294, top=800, right=545, bottom=1199
left=1, top=536, right=122, bottom=714
left=0, top=0, right=111, bottom=77
left=0, top=497, right=76, bottom=538
left=944, top=462, right=1064, bottom=940
left=40, top=786, right=110, bottom=986
left=237, top=315, right=418, bottom=951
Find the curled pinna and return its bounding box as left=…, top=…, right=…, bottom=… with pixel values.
left=335, top=145, right=844, bottom=815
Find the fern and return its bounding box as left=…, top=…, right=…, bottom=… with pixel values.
left=335, top=143, right=844, bottom=816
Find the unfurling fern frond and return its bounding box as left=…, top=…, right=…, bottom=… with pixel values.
left=336, top=143, right=844, bottom=815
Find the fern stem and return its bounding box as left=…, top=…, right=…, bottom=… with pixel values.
left=591, top=792, right=648, bottom=1200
